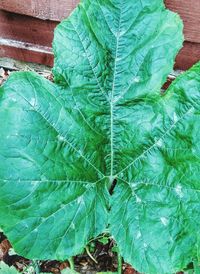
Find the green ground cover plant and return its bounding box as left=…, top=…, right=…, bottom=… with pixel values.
left=0, top=0, right=200, bottom=273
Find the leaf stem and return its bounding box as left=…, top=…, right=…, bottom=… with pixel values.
left=117, top=248, right=122, bottom=274
left=85, top=246, right=98, bottom=264
left=32, top=260, right=40, bottom=274
left=68, top=257, right=75, bottom=270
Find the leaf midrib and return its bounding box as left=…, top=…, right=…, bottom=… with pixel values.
left=110, top=6, right=122, bottom=180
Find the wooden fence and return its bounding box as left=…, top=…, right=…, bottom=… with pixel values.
left=0, top=0, right=200, bottom=70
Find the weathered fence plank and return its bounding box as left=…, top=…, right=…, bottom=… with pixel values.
left=0, top=0, right=78, bottom=21
left=165, top=0, right=200, bottom=44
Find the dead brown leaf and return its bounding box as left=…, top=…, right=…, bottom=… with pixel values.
left=0, top=239, right=11, bottom=260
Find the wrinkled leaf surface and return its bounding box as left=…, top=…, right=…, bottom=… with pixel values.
left=1, top=0, right=200, bottom=273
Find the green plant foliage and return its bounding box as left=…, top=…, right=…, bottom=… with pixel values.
left=193, top=260, right=200, bottom=274
left=0, top=262, right=19, bottom=274
left=0, top=0, right=200, bottom=273
left=97, top=273, right=117, bottom=274
left=98, top=236, right=109, bottom=245
left=61, top=269, right=79, bottom=274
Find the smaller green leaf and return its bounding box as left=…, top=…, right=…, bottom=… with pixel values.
left=61, top=269, right=79, bottom=274
left=98, top=236, right=109, bottom=245
left=88, top=242, right=95, bottom=253
left=0, top=262, right=19, bottom=274
left=111, top=246, right=118, bottom=253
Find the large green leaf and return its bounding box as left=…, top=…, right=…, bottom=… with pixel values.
left=0, top=72, right=109, bottom=260
left=1, top=0, right=200, bottom=273
left=110, top=63, right=200, bottom=273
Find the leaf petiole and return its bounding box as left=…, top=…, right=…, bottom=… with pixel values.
left=117, top=250, right=122, bottom=274
left=68, top=257, right=75, bottom=270
left=32, top=260, right=40, bottom=274
left=85, top=245, right=98, bottom=264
